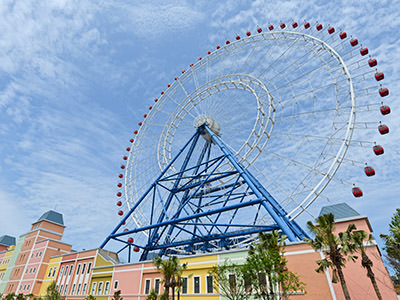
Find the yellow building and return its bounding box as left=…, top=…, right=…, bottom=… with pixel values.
left=0, top=246, right=15, bottom=294
left=87, top=250, right=118, bottom=300
left=38, top=256, right=62, bottom=296
left=179, top=254, right=219, bottom=300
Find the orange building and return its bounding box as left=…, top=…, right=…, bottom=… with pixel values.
left=3, top=210, right=72, bottom=295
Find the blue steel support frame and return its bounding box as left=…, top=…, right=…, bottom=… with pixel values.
left=100, top=125, right=309, bottom=262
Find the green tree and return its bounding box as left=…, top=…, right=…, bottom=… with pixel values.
left=344, top=229, right=382, bottom=300
left=380, top=208, right=400, bottom=280
left=5, top=293, right=16, bottom=300
left=245, top=231, right=305, bottom=299
left=175, top=260, right=188, bottom=300
left=85, top=295, right=96, bottom=300
left=15, top=294, right=25, bottom=300
left=45, top=282, right=61, bottom=300
left=146, top=289, right=157, bottom=300
left=111, top=290, right=122, bottom=300
left=210, top=262, right=249, bottom=300
left=305, top=213, right=356, bottom=300
left=154, top=255, right=187, bottom=299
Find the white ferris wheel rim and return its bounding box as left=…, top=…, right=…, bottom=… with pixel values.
left=123, top=29, right=357, bottom=232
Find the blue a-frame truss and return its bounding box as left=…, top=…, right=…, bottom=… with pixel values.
left=100, top=125, right=309, bottom=261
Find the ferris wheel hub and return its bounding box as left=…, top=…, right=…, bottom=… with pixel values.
left=193, top=114, right=221, bottom=142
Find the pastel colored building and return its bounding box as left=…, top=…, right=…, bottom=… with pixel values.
left=0, top=235, right=24, bottom=294
left=39, top=255, right=63, bottom=296
left=2, top=210, right=72, bottom=295
left=0, top=236, right=15, bottom=252
left=1, top=203, right=397, bottom=299
left=54, top=248, right=118, bottom=300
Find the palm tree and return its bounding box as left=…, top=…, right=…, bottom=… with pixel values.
left=154, top=256, right=179, bottom=299
left=346, top=230, right=382, bottom=300
left=174, top=260, right=187, bottom=300
left=5, top=293, right=16, bottom=300
left=305, top=213, right=355, bottom=300
left=45, top=281, right=61, bottom=300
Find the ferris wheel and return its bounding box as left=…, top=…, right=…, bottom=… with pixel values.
left=101, top=21, right=391, bottom=261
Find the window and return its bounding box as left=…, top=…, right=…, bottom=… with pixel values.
left=64, top=284, right=68, bottom=295
left=155, top=279, right=160, bottom=294
left=76, top=264, right=81, bottom=275
left=114, top=281, right=119, bottom=290
left=91, top=282, right=97, bottom=295
left=48, top=268, right=53, bottom=277
left=27, top=284, right=30, bottom=291
left=82, top=263, right=86, bottom=274
left=97, top=282, right=103, bottom=295
left=182, top=277, right=188, bottom=294
left=35, top=252, right=38, bottom=257
left=71, top=284, right=76, bottom=295
left=193, top=276, right=200, bottom=294
left=60, top=266, right=64, bottom=276
left=64, top=266, right=69, bottom=276
left=206, top=275, right=213, bottom=293
left=83, top=283, right=87, bottom=294
left=39, top=252, right=42, bottom=256
left=52, top=267, right=57, bottom=277
left=77, top=283, right=81, bottom=295
left=59, top=285, right=63, bottom=293
left=23, top=285, right=26, bottom=290
left=33, top=267, right=36, bottom=273
left=104, top=281, right=110, bottom=295
left=144, top=279, right=151, bottom=294
left=87, top=262, right=92, bottom=274
left=229, top=274, right=236, bottom=293
left=244, top=275, right=252, bottom=292
left=69, top=265, right=73, bottom=275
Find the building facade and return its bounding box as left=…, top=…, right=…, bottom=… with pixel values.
left=0, top=204, right=397, bottom=299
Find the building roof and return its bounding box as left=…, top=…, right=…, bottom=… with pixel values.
left=319, top=203, right=360, bottom=220
left=37, top=210, right=64, bottom=225
left=0, top=235, right=16, bottom=246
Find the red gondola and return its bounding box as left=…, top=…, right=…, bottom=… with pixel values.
left=138, top=122, right=142, bottom=126
left=207, top=51, right=211, bottom=54
left=226, top=40, right=230, bottom=45
left=360, top=47, right=368, bottom=56
left=379, top=87, right=389, bottom=97
left=339, top=32, right=347, bottom=39
left=149, top=106, right=152, bottom=110
left=118, top=210, right=123, bottom=216
left=117, top=192, right=122, bottom=197
left=368, top=58, right=377, bottom=67
left=280, top=23, right=286, bottom=29
left=304, top=22, right=310, bottom=29
left=269, top=25, right=274, bottom=30
left=380, top=105, right=390, bottom=115
left=116, top=201, right=122, bottom=206
left=375, top=72, right=384, bottom=81
left=144, top=114, right=147, bottom=118
left=352, top=187, right=363, bottom=197
left=119, top=173, right=124, bottom=178
left=292, top=22, right=298, bottom=28
left=123, top=229, right=129, bottom=232
left=190, top=63, right=193, bottom=67
left=236, top=35, right=240, bottom=40
left=128, top=237, right=133, bottom=243
left=378, top=124, right=389, bottom=135
left=117, top=183, right=122, bottom=188
left=328, top=27, right=335, bottom=34
left=316, top=23, right=323, bottom=31
left=350, top=38, right=358, bottom=46
left=364, top=166, right=375, bottom=177
left=129, top=138, right=133, bottom=143
left=134, top=130, right=138, bottom=134
left=154, top=98, right=158, bottom=102
left=123, top=156, right=127, bottom=160
left=257, top=27, right=262, bottom=33
left=216, top=45, right=221, bottom=49
left=120, top=165, right=125, bottom=169
left=373, top=145, right=384, bottom=155
left=246, top=31, right=251, bottom=36
left=133, top=247, right=140, bottom=252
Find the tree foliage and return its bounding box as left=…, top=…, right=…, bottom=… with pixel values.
left=380, top=208, right=400, bottom=280
left=210, top=262, right=249, bottom=300
left=45, top=282, right=61, bottom=300
left=244, top=231, right=306, bottom=299
left=84, top=296, right=96, bottom=300
left=305, top=213, right=355, bottom=300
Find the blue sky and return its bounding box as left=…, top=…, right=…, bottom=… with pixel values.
left=0, top=0, right=399, bottom=268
